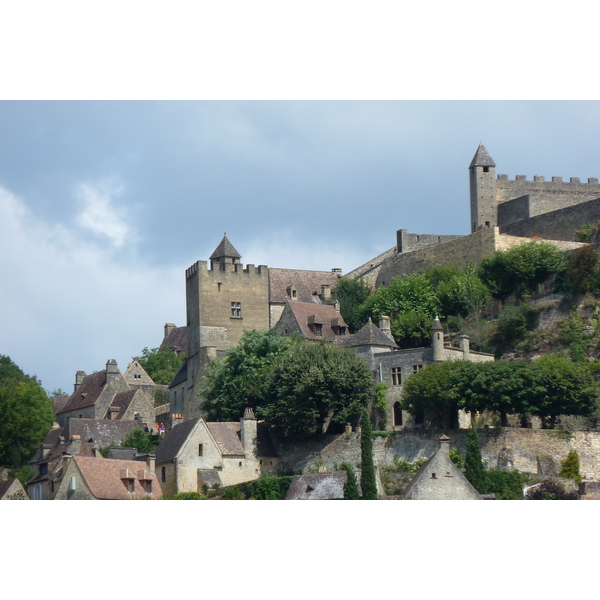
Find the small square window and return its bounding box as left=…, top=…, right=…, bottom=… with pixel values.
left=413, top=364, right=423, bottom=374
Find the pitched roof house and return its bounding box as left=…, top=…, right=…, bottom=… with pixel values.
left=402, top=435, right=482, bottom=500
left=0, top=478, right=29, bottom=500
left=273, top=301, right=349, bottom=342
left=154, top=408, right=278, bottom=495
left=53, top=455, right=162, bottom=500
left=56, top=359, right=156, bottom=428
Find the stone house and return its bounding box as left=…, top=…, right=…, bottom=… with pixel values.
left=154, top=408, right=278, bottom=495
left=403, top=435, right=482, bottom=500
left=273, top=300, right=349, bottom=341
left=344, top=316, right=494, bottom=430
left=56, top=359, right=156, bottom=428
left=0, top=478, right=29, bottom=500
left=53, top=454, right=162, bottom=500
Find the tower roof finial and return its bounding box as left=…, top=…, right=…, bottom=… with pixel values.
left=469, top=143, right=496, bottom=169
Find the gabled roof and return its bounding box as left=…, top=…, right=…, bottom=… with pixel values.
left=285, top=471, right=347, bottom=500
left=206, top=422, right=245, bottom=456
left=72, top=456, right=162, bottom=500
left=155, top=417, right=201, bottom=464
left=469, top=143, right=496, bottom=168
left=0, top=478, right=28, bottom=500
left=269, top=268, right=341, bottom=304
left=344, top=318, right=399, bottom=349
left=161, top=326, right=188, bottom=354
left=210, top=234, right=241, bottom=260
left=277, top=301, right=349, bottom=341
left=57, top=370, right=107, bottom=414
left=107, top=390, right=137, bottom=419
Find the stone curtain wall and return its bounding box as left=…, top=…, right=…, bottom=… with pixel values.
left=275, top=428, right=600, bottom=481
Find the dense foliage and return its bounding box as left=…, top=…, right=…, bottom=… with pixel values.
left=401, top=356, right=598, bottom=429
left=558, top=450, right=582, bottom=484
left=333, top=276, right=373, bottom=333
left=201, top=330, right=296, bottom=421
left=464, top=427, right=488, bottom=494
left=341, top=462, right=360, bottom=500
left=262, top=341, right=375, bottom=440
left=0, top=355, right=54, bottom=467
left=132, top=346, right=187, bottom=386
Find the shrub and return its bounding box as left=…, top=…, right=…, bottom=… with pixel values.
left=558, top=450, right=582, bottom=484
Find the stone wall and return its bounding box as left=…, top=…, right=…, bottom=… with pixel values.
left=274, top=428, right=600, bottom=482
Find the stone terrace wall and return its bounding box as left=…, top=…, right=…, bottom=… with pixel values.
left=275, top=428, right=600, bottom=481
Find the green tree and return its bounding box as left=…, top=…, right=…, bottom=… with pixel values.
left=0, top=356, right=54, bottom=467
left=201, top=329, right=297, bottom=421
left=567, top=245, right=598, bottom=294
left=261, top=341, right=375, bottom=440
left=528, top=355, right=598, bottom=429
left=333, top=276, right=373, bottom=333
left=436, top=264, right=491, bottom=319
left=359, top=411, right=377, bottom=500
left=491, top=304, right=537, bottom=356
left=558, top=450, right=582, bottom=484
left=479, top=241, right=565, bottom=301
left=119, top=428, right=161, bottom=454
left=358, top=273, right=439, bottom=348
left=341, top=462, right=360, bottom=499
left=132, top=346, right=187, bottom=386
left=464, top=427, right=488, bottom=494
left=401, top=360, right=464, bottom=427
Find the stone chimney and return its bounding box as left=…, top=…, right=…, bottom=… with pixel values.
left=105, top=359, right=120, bottom=385
left=164, top=323, right=176, bottom=338
left=171, top=413, right=183, bottom=428
left=67, top=434, right=82, bottom=456
left=459, top=334, right=470, bottom=359
left=321, top=284, right=331, bottom=302
left=379, top=316, right=394, bottom=341
left=439, top=434, right=451, bottom=456
left=240, top=407, right=258, bottom=461
left=74, top=370, right=86, bottom=392
left=147, top=454, right=156, bottom=474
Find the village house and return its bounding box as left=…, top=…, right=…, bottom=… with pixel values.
left=155, top=407, right=278, bottom=495
left=56, top=359, right=156, bottom=428
left=0, top=478, right=29, bottom=500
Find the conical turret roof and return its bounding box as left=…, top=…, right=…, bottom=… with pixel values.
left=210, top=233, right=241, bottom=260
left=345, top=318, right=399, bottom=349
left=469, top=143, right=496, bottom=168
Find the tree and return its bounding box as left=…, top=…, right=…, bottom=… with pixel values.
left=341, top=462, right=360, bottom=499
left=120, top=428, right=161, bottom=454
left=201, top=329, right=297, bottom=421
left=401, top=360, right=464, bottom=428
left=0, top=355, right=54, bottom=467
left=132, top=346, right=187, bottom=386
left=359, top=411, right=377, bottom=500
left=436, top=264, right=490, bottom=319
left=333, top=277, right=373, bottom=333
left=567, top=245, right=598, bottom=294
left=261, top=341, right=375, bottom=441
left=464, top=427, right=488, bottom=494
left=479, top=241, right=565, bottom=301
left=358, top=273, right=439, bottom=348
left=528, top=355, right=598, bottom=429
left=558, top=450, right=582, bottom=484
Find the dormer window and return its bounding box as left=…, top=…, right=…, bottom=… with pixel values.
left=287, top=285, right=298, bottom=299
left=314, top=324, right=323, bottom=336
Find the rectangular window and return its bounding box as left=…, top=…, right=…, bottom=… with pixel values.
left=144, top=481, right=152, bottom=494
left=231, top=302, right=241, bottom=318
left=413, top=364, right=423, bottom=374
left=198, top=443, right=203, bottom=457
left=391, top=367, right=401, bottom=386
left=161, top=466, right=166, bottom=483
left=314, top=324, right=323, bottom=336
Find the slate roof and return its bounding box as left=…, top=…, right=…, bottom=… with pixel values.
left=469, top=143, right=496, bottom=168
left=210, top=234, right=241, bottom=260
left=269, top=268, right=341, bottom=304
left=66, top=419, right=147, bottom=449
left=161, top=326, right=188, bottom=354
left=108, top=390, right=137, bottom=419
left=155, top=417, right=201, bottom=464
left=169, top=358, right=188, bottom=389
left=343, top=318, right=399, bottom=349
left=72, top=456, right=162, bottom=499
left=57, top=370, right=107, bottom=414
left=278, top=301, right=350, bottom=341
left=52, top=395, right=70, bottom=414
left=285, top=471, right=347, bottom=500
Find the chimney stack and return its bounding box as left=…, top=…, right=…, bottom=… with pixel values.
left=321, top=284, right=331, bottom=302
left=459, top=335, right=470, bottom=359
left=379, top=316, right=394, bottom=341
left=147, top=454, right=156, bottom=474
left=164, top=323, right=176, bottom=338
left=74, top=371, right=86, bottom=392
left=439, top=434, right=451, bottom=456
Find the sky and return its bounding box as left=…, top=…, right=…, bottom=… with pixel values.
left=4, top=100, right=600, bottom=394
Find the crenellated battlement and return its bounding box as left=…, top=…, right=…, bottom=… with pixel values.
left=186, top=260, right=268, bottom=279
left=497, top=173, right=599, bottom=185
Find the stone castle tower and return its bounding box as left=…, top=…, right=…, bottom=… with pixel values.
left=184, top=234, right=270, bottom=413
left=469, top=142, right=497, bottom=233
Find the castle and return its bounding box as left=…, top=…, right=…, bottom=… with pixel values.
left=168, top=144, right=599, bottom=429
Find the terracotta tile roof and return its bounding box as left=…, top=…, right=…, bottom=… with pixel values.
left=73, top=456, right=162, bottom=499
left=57, top=370, right=106, bottom=414
left=206, top=422, right=245, bottom=456
left=269, top=268, right=341, bottom=304
left=280, top=301, right=349, bottom=341
left=161, top=326, right=188, bottom=354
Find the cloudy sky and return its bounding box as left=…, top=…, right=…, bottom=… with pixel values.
left=3, top=100, right=600, bottom=394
